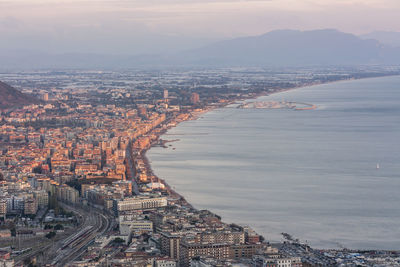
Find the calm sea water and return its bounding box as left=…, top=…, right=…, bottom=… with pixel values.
left=147, top=76, right=400, bottom=249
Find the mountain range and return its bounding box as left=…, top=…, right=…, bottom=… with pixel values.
left=175, top=29, right=400, bottom=66
left=1, top=29, right=400, bottom=69
left=360, top=31, right=400, bottom=47
left=0, top=81, right=40, bottom=109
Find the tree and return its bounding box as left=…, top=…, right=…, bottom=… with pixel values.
left=45, top=231, right=56, bottom=239
left=48, top=194, right=60, bottom=215
left=54, top=224, right=64, bottom=230
left=66, top=180, right=81, bottom=194
left=113, top=237, right=125, bottom=244
left=32, top=166, right=42, bottom=174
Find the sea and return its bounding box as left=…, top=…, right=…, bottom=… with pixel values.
left=147, top=75, right=400, bottom=250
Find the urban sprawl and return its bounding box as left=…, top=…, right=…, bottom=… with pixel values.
left=0, top=67, right=400, bottom=267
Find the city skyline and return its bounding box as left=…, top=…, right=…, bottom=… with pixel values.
left=1, top=1, right=400, bottom=266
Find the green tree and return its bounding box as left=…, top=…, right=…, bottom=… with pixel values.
left=113, top=237, right=125, bottom=244
left=49, top=194, right=60, bottom=215
left=32, top=166, right=42, bottom=174
left=66, top=180, right=82, bottom=194
left=45, top=231, right=56, bottom=239
left=54, top=224, right=64, bottom=230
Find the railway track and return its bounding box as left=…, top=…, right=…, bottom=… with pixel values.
left=15, top=203, right=114, bottom=266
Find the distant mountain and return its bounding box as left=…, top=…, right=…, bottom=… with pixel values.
left=1, top=29, right=400, bottom=69
left=0, top=51, right=162, bottom=70
left=0, top=81, right=40, bottom=109
left=174, top=29, right=400, bottom=66
left=360, top=31, right=400, bottom=48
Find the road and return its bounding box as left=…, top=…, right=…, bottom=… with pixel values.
left=126, top=141, right=140, bottom=195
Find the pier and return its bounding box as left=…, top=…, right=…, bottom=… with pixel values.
left=237, top=101, right=317, bottom=110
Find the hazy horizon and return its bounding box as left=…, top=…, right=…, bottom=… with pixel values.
left=1, top=0, right=400, bottom=55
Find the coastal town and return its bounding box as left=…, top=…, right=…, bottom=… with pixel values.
left=1, top=67, right=400, bottom=266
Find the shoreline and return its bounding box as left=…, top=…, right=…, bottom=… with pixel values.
left=138, top=74, right=400, bottom=251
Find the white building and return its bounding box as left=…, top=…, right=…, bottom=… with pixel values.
left=154, top=258, right=176, bottom=267
left=120, top=220, right=153, bottom=236
left=114, top=196, right=167, bottom=214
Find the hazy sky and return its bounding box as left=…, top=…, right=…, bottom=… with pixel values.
left=1, top=0, right=399, bottom=54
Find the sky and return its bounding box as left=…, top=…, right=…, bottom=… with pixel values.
left=0, top=0, right=399, bottom=55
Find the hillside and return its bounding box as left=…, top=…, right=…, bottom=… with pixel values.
left=175, top=29, right=400, bottom=66
left=0, top=81, right=40, bottom=109
left=360, top=31, right=400, bottom=47
left=1, top=29, right=400, bottom=68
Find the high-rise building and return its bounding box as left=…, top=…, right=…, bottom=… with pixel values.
left=6, top=196, right=24, bottom=213
left=160, top=232, right=181, bottom=260
left=138, top=106, right=147, bottom=117
left=0, top=199, right=7, bottom=218
left=230, top=243, right=264, bottom=260
left=57, top=184, right=79, bottom=204
left=24, top=198, right=38, bottom=215
left=196, top=231, right=245, bottom=244
left=163, top=89, right=169, bottom=99
left=33, top=190, right=49, bottom=208
left=190, top=93, right=200, bottom=104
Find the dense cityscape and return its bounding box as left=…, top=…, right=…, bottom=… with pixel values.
left=1, top=67, right=400, bottom=266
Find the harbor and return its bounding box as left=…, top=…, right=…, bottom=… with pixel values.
left=238, top=101, right=317, bottom=110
